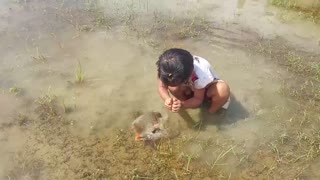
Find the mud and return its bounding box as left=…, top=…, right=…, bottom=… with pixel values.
left=0, top=0, right=319, bottom=179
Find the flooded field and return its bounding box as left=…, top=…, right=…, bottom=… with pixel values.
left=0, top=0, right=319, bottom=179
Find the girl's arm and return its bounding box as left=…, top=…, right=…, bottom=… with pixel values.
left=157, top=78, right=171, bottom=101
left=181, top=88, right=205, bottom=108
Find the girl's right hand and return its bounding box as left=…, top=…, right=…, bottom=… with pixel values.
left=171, top=98, right=181, bottom=113
left=164, top=98, right=173, bottom=110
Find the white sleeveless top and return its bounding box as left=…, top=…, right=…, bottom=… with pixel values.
left=192, top=56, right=219, bottom=89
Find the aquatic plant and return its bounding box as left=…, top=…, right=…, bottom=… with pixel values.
left=75, top=61, right=85, bottom=84
left=31, top=47, right=47, bottom=63
left=9, top=86, right=21, bottom=95
left=270, top=0, right=320, bottom=23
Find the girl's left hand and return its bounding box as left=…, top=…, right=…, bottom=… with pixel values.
left=172, top=98, right=181, bottom=112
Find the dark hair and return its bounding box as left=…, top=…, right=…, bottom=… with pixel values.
left=156, top=48, right=194, bottom=86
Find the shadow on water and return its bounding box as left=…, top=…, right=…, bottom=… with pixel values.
left=179, top=93, right=250, bottom=131
left=201, top=93, right=250, bottom=130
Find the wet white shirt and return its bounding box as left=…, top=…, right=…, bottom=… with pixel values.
left=192, top=56, right=219, bottom=89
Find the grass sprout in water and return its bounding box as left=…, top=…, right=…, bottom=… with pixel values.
left=9, top=86, right=21, bottom=95
left=31, top=47, right=47, bottom=63
left=75, top=61, right=85, bottom=84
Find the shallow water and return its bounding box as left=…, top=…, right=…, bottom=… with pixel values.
left=0, top=0, right=319, bottom=179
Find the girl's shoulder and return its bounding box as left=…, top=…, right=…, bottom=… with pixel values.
left=193, top=55, right=212, bottom=68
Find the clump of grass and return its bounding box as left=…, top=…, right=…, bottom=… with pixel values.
left=36, top=93, right=59, bottom=121
left=78, top=25, right=93, bottom=32
left=75, top=61, right=85, bottom=84
left=270, top=0, right=320, bottom=11
left=16, top=113, right=30, bottom=126
left=62, top=99, right=72, bottom=113
left=279, top=133, right=289, bottom=144
left=93, top=11, right=111, bottom=28
left=264, top=47, right=320, bottom=81
left=9, top=86, right=21, bottom=95
left=270, top=0, right=298, bottom=8
left=286, top=52, right=312, bottom=74
left=254, top=40, right=320, bottom=110
left=37, top=93, right=56, bottom=105
left=7, top=153, right=46, bottom=180
left=207, top=145, right=236, bottom=169
left=270, top=0, right=320, bottom=23
left=31, top=47, right=47, bottom=63
left=282, top=52, right=320, bottom=102
left=279, top=80, right=320, bottom=108
left=315, top=63, right=320, bottom=80
left=179, top=152, right=200, bottom=173
left=105, top=9, right=212, bottom=48
left=151, top=14, right=211, bottom=41
left=176, top=16, right=209, bottom=40
left=84, top=0, right=98, bottom=11
left=84, top=1, right=112, bottom=28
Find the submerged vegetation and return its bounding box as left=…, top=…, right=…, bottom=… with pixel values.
left=270, top=0, right=320, bottom=9
left=9, top=86, right=21, bottom=95
left=253, top=39, right=320, bottom=112
left=75, top=61, right=85, bottom=84
left=270, top=0, right=320, bottom=23
left=31, top=47, right=47, bottom=63
left=1, top=0, right=320, bottom=179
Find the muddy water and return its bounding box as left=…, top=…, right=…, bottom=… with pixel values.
left=204, top=0, right=320, bottom=52
left=0, top=0, right=319, bottom=179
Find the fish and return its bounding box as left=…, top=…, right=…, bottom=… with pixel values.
left=132, top=111, right=180, bottom=148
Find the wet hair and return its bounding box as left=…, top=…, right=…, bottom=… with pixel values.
left=156, top=48, right=194, bottom=86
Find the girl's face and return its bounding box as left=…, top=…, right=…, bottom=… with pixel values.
left=183, top=71, right=195, bottom=87
left=169, top=70, right=194, bottom=87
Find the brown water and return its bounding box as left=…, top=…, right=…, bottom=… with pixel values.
left=0, top=0, right=320, bottom=179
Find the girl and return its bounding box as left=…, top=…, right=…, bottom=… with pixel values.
left=156, top=48, right=230, bottom=113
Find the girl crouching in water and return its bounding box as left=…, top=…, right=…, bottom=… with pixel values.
left=156, top=48, right=230, bottom=113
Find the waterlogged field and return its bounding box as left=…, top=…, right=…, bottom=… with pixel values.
left=0, top=0, right=319, bottom=179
